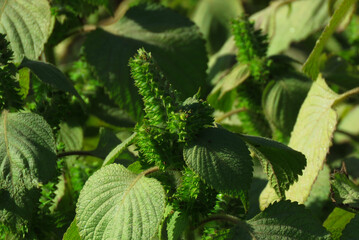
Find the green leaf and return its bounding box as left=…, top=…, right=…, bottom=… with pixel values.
left=0, top=111, right=57, bottom=230
left=229, top=201, right=330, bottom=240
left=63, top=219, right=81, bottom=240
left=323, top=208, right=355, bottom=240
left=20, top=58, right=86, bottom=108
left=251, top=0, right=329, bottom=55
left=89, top=128, right=122, bottom=159
left=341, top=214, right=359, bottom=240
left=183, top=127, right=253, bottom=196
left=302, top=0, right=357, bottom=79
left=260, top=76, right=339, bottom=209
left=262, top=74, right=311, bottom=137
left=167, top=211, right=188, bottom=240
left=102, top=132, right=137, bottom=166
left=76, top=164, right=165, bottom=240
left=84, top=4, right=207, bottom=119
left=240, top=134, right=306, bottom=199
left=58, top=122, right=83, bottom=152
left=0, top=0, right=53, bottom=63
left=331, top=173, right=359, bottom=212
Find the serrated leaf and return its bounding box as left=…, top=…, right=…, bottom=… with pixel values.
left=183, top=127, right=253, bottom=196
left=229, top=201, right=330, bottom=240
left=76, top=164, right=165, bottom=240
left=102, top=132, right=137, bottom=166
left=240, top=134, right=306, bottom=198
left=303, top=0, right=357, bottom=79
left=251, top=0, right=329, bottom=55
left=323, top=208, right=355, bottom=240
left=20, top=58, right=86, bottom=108
left=341, top=214, right=359, bottom=240
left=0, top=0, right=53, bottom=63
left=331, top=173, right=359, bottom=211
left=167, top=211, right=188, bottom=240
left=0, top=111, right=57, bottom=230
left=84, top=4, right=207, bottom=119
left=63, top=219, right=81, bottom=240
left=260, top=76, right=339, bottom=209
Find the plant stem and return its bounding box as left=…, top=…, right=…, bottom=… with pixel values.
left=215, top=108, right=247, bottom=123
left=142, top=166, right=160, bottom=176
left=57, top=151, right=99, bottom=159
left=333, top=87, right=359, bottom=107
left=193, top=214, right=240, bottom=230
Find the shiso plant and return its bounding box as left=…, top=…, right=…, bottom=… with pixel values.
left=1, top=0, right=359, bottom=239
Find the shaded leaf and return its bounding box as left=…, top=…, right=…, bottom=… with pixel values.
left=341, top=214, right=359, bottom=240
left=58, top=122, right=83, bottom=152
left=331, top=173, right=359, bottom=212
left=323, top=208, right=355, bottom=240
left=76, top=164, right=165, bottom=240
left=183, top=127, right=253, bottom=196
left=240, top=134, right=306, bottom=198
left=0, top=0, right=53, bottom=62
left=63, top=219, right=81, bottom=240
left=167, top=211, right=188, bottom=240
left=89, top=128, right=122, bottom=159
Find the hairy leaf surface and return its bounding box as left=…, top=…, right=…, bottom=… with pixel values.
left=331, top=173, right=359, bottom=211
left=0, top=0, right=53, bottom=62
left=229, top=201, right=330, bottom=239
left=260, top=76, right=338, bottom=208
left=84, top=4, right=207, bottom=119
left=240, top=134, right=306, bottom=198
left=183, top=127, right=253, bottom=196
left=76, top=164, right=165, bottom=240
left=167, top=211, right=188, bottom=240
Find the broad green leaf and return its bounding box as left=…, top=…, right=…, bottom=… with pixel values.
left=19, top=58, right=86, bottom=108
left=262, top=74, right=311, bottom=137
left=63, top=219, right=81, bottom=240
left=341, top=214, right=359, bottom=240
left=302, top=0, right=357, bottom=79
left=84, top=4, right=208, bottom=119
left=102, top=132, right=137, bottom=166
left=331, top=173, right=359, bottom=211
left=167, top=211, right=188, bottom=240
left=240, top=134, right=306, bottom=198
left=323, top=208, right=355, bottom=240
left=260, top=76, right=339, bottom=209
left=58, top=122, right=83, bottom=152
left=0, top=111, right=57, bottom=230
left=89, top=128, right=122, bottom=159
left=251, top=0, right=329, bottom=55
left=17, top=67, right=30, bottom=99
left=229, top=201, right=330, bottom=240
left=183, top=127, right=253, bottom=196
left=0, top=0, right=53, bottom=63
left=76, top=164, right=165, bottom=240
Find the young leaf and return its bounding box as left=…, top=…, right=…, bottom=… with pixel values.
left=63, top=219, right=81, bottom=240
left=229, top=201, right=330, bottom=240
left=183, top=127, right=253, bottom=196
left=76, top=164, right=165, bottom=240
left=167, top=211, right=188, bottom=240
left=323, top=208, right=355, bottom=240
left=84, top=4, right=207, bottom=119
left=302, top=0, right=357, bottom=79
left=341, top=214, right=359, bottom=240
left=0, top=111, right=57, bottom=230
left=0, top=0, right=53, bottom=63
left=331, top=173, right=359, bottom=212
left=19, top=58, right=86, bottom=108
left=260, top=76, right=339, bottom=208
left=240, top=134, right=306, bottom=198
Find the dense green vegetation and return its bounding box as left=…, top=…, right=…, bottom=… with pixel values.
left=1, top=0, right=359, bottom=239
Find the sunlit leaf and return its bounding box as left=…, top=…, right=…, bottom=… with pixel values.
left=63, top=219, right=81, bottom=240
left=323, top=208, right=355, bottom=240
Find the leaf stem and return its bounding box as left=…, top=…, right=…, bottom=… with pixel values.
left=57, top=151, right=100, bottom=159
left=333, top=87, right=359, bottom=107
left=142, top=166, right=160, bottom=176
left=193, top=214, right=240, bottom=230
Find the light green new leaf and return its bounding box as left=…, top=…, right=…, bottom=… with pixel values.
left=341, top=214, right=359, bottom=240
left=167, top=211, right=188, bottom=240
left=260, top=76, right=338, bottom=209
left=76, top=164, right=165, bottom=240
left=323, top=208, right=355, bottom=240
left=0, top=111, right=57, bottom=230
left=84, top=4, right=208, bottom=119
left=302, top=0, right=357, bottom=79
left=229, top=201, right=330, bottom=240
left=20, top=58, right=86, bottom=108
left=63, top=219, right=81, bottom=240
left=183, top=127, right=253, bottom=196
left=331, top=173, right=359, bottom=211
left=251, top=0, right=329, bottom=55
left=0, top=0, right=53, bottom=63
left=240, top=134, right=306, bottom=198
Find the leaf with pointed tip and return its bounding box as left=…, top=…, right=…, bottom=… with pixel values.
left=323, top=208, right=355, bottom=240
left=76, top=164, right=165, bottom=240
left=0, top=0, right=53, bottom=63
left=63, top=219, right=81, bottom=240
left=183, top=127, right=253, bottom=196
left=0, top=111, right=57, bottom=231
left=341, top=214, right=359, bottom=240
left=260, top=76, right=339, bottom=209
left=331, top=173, right=359, bottom=212
left=229, top=201, right=330, bottom=240
left=84, top=4, right=207, bottom=119
left=240, top=134, right=306, bottom=198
